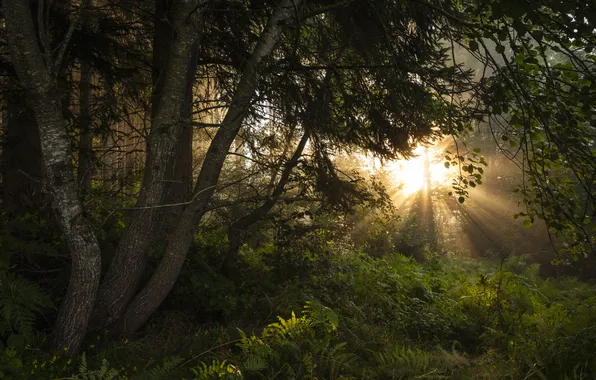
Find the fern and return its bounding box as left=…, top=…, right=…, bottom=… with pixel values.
left=0, top=270, right=53, bottom=338
left=263, top=311, right=311, bottom=341
left=190, top=359, right=242, bottom=380
left=135, top=356, right=183, bottom=380
left=72, top=354, right=121, bottom=380
left=303, top=301, right=339, bottom=332
left=241, top=355, right=268, bottom=372
left=374, top=345, right=432, bottom=378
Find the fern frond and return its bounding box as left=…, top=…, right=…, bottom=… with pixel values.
left=242, top=355, right=268, bottom=372
left=136, top=356, right=183, bottom=380
left=74, top=355, right=121, bottom=380
left=0, top=270, right=53, bottom=337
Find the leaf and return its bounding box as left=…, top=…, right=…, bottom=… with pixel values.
left=469, top=40, right=479, bottom=52
left=533, top=30, right=544, bottom=42
left=523, top=220, right=533, bottom=228
left=458, top=197, right=465, bottom=204
left=496, top=44, right=506, bottom=54
left=7, top=335, right=24, bottom=349
left=444, top=162, right=450, bottom=169
left=498, top=29, right=508, bottom=41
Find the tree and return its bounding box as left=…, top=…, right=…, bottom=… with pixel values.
left=2, top=0, right=102, bottom=353
left=2, top=0, right=478, bottom=352
left=418, top=0, right=596, bottom=259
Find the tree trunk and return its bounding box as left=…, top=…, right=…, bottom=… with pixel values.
left=77, top=59, right=94, bottom=195
left=222, top=130, right=309, bottom=277
left=155, top=8, right=198, bottom=240
left=3, top=0, right=102, bottom=354
left=112, top=0, right=302, bottom=336
left=161, top=123, right=194, bottom=236
left=91, top=0, right=204, bottom=329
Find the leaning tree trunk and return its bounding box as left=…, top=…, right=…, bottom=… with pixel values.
left=112, top=0, right=302, bottom=336
left=91, top=0, right=205, bottom=329
left=153, top=4, right=198, bottom=241
left=223, top=130, right=310, bottom=277
left=3, top=0, right=102, bottom=354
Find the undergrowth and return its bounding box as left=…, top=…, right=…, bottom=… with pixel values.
left=2, top=246, right=596, bottom=379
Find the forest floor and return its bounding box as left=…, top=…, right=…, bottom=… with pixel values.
left=17, top=251, right=596, bottom=379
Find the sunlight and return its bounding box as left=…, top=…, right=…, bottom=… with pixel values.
left=358, top=144, right=454, bottom=197
left=387, top=145, right=453, bottom=195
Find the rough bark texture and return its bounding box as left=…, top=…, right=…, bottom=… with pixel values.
left=91, top=0, right=204, bottom=329
left=3, top=0, right=102, bottom=354
left=223, top=131, right=309, bottom=277
left=2, top=89, right=44, bottom=212
left=161, top=123, right=194, bottom=236
left=150, top=0, right=173, bottom=120
left=156, top=11, right=197, bottom=240
left=112, top=0, right=302, bottom=336
left=77, top=59, right=94, bottom=194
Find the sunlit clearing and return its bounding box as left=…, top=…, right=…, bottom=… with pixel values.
left=358, top=144, right=454, bottom=196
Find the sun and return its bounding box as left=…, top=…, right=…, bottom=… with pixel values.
left=386, top=145, right=452, bottom=195
left=356, top=144, right=453, bottom=197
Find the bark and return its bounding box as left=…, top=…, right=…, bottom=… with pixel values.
left=112, top=0, right=302, bottom=336
left=161, top=123, right=194, bottom=236
left=77, top=59, right=94, bottom=194
left=156, top=10, right=198, bottom=240
left=91, top=0, right=204, bottom=329
left=222, top=130, right=309, bottom=277
left=3, top=0, right=102, bottom=354
left=151, top=0, right=173, bottom=120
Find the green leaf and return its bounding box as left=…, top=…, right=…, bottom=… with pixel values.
left=458, top=196, right=465, bottom=204
left=7, top=335, right=24, bottom=350
left=523, top=220, right=533, bottom=227
left=533, top=30, right=544, bottom=42
left=469, top=40, right=479, bottom=52
left=498, top=29, right=508, bottom=41
left=496, top=44, right=506, bottom=54
left=444, top=162, right=450, bottom=168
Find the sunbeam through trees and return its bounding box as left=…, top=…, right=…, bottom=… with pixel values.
left=0, top=0, right=595, bottom=378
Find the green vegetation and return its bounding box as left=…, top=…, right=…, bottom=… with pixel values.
left=2, top=0, right=596, bottom=378
left=2, top=211, right=596, bottom=379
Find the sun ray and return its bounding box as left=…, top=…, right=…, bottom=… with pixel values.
left=383, top=144, right=454, bottom=197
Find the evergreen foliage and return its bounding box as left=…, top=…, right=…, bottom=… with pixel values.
left=2, top=0, right=596, bottom=377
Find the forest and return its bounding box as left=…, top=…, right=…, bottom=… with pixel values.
left=0, top=0, right=596, bottom=378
